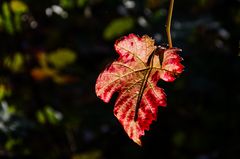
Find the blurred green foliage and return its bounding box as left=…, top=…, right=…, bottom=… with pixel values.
left=4, top=53, right=25, bottom=73
left=47, top=49, right=77, bottom=69
left=60, top=0, right=88, bottom=8
left=10, top=0, right=28, bottom=13
left=36, top=106, right=63, bottom=124
left=103, top=17, right=135, bottom=40
left=0, top=0, right=239, bottom=159
left=1, top=2, right=14, bottom=34
left=0, top=0, right=29, bottom=34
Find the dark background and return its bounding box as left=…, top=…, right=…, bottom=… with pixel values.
left=0, top=0, right=239, bottom=158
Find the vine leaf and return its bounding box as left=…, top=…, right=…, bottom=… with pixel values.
left=95, top=34, right=184, bottom=145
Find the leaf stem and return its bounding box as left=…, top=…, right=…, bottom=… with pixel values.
left=166, top=0, right=174, bottom=48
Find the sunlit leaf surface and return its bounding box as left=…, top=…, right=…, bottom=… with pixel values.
left=96, top=34, right=184, bottom=145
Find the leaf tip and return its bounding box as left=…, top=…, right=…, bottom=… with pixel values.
left=134, top=138, right=142, bottom=146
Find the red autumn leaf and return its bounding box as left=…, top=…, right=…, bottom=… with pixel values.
left=95, top=34, right=184, bottom=145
